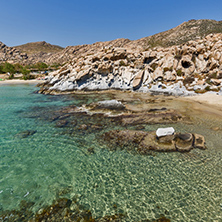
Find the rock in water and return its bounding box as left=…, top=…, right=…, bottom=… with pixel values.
left=156, top=127, right=175, bottom=138
left=193, top=133, right=206, bottom=149
left=95, top=100, right=125, bottom=110
left=175, top=133, right=193, bottom=152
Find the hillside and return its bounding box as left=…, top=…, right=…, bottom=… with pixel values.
left=126, top=19, right=222, bottom=50
left=14, top=41, right=64, bottom=55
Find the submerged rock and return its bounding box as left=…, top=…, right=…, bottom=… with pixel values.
left=0, top=197, right=171, bottom=222
left=16, top=130, right=37, bottom=138
left=119, top=109, right=185, bottom=126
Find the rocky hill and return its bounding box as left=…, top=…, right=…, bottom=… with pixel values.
left=14, top=41, right=64, bottom=54
left=38, top=33, right=222, bottom=95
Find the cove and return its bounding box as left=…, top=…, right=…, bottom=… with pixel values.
left=0, top=84, right=222, bottom=221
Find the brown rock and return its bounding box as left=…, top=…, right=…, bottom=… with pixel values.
left=193, top=133, right=206, bottom=149
left=175, top=133, right=193, bottom=152
left=141, top=133, right=176, bottom=152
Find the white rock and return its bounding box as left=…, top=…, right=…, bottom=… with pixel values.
left=156, top=127, right=175, bottom=138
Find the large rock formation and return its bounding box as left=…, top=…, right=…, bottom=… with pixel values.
left=38, top=33, right=222, bottom=95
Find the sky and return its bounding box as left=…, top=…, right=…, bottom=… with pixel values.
left=1, top=0, right=222, bottom=48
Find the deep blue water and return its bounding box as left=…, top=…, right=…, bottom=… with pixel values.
left=0, top=84, right=222, bottom=221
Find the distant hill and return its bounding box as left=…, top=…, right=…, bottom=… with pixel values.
left=14, top=41, right=64, bottom=55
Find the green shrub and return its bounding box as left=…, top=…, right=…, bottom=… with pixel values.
left=23, top=74, right=34, bottom=80
left=163, top=67, right=173, bottom=72
left=50, top=63, right=61, bottom=69
left=150, top=63, right=158, bottom=70
left=174, top=54, right=182, bottom=61
left=176, top=69, right=183, bottom=76
left=35, top=62, right=48, bottom=71
left=205, top=85, right=211, bottom=91
left=2, top=62, right=16, bottom=74
left=14, top=63, right=23, bottom=72
left=191, top=55, right=196, bottom=64
left=8, top=73, right=14, bottom=79
left=119, top=60, right=127, bottom=66
left=0, top=64, right=3, bottom=73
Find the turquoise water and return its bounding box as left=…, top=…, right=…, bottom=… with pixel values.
left=0, top=84, right=222, bottom=221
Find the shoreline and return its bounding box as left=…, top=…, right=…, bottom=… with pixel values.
left=1, top=79, right=222, bottom=114
left=0, top=79, right=44, bottom=85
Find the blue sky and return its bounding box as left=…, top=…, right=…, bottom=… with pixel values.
left=1, top=0, right=222, bottom=47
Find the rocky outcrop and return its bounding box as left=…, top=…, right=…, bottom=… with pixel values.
left=0, top=41, right=28, bottom=63
left=38, top=33, right=222, bottom=95
left=102, top=130, right=206, bottom=153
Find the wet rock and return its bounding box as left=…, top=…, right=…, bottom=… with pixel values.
left=193, top=133, right=206, bottom=149
left=175, top=133, right=193, bottom=152
left=103, top=130, right=148, bottom=150
left=156, top=127, right=175, bottom=138
left=16, top=130, right=37, bottom=138
left=141, top=132, right=177, bottom=152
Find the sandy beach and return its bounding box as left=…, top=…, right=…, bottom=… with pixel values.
left=0, top=79, right=44, bottom=85
left=178, top=92, right=222, bottom=120
left=183, top=93, right=222, bottom=107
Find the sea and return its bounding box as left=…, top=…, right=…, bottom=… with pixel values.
left=0, top=83, right=222, bottom=221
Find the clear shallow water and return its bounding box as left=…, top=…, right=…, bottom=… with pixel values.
left=0, top=84, right=222, bottom=221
